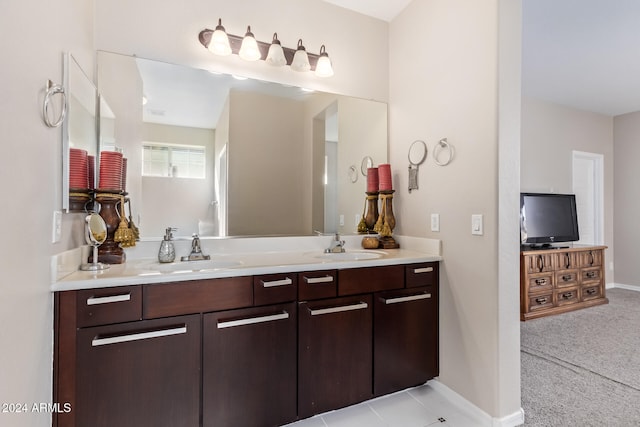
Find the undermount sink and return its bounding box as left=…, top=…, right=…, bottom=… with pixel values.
left=145, top=259, right=243, bottom=273
left=312, top=250, right=386, bottom=261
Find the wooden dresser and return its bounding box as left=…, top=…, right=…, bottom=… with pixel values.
left=520, top=245, right=608, bottom=321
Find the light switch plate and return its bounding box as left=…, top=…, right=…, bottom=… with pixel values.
left=52, top=210, right=62, bottom=243
left=430, top=213, right=440, bottom=232
left=471, top=214, right=483, bottom=235
left=339, top=214, right=345, bottom=227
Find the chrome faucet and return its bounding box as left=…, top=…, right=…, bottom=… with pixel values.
left=325, top=233, right=346, bottom=253
left=181, top=234, right=211, bottom=261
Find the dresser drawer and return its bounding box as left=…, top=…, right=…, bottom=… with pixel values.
left=143, top=277, right=253, bottom=318
left=254, top=273, right=298, bottom=306
left=555, top=270, right=579, bottom=288
left=405, top=262, right=438, bottom=288
left=527, top=293, right=553, bottom=312
left=582, top=285, right=602, bottom=301
left=555, top=288, right=579, bottom=306
left=526, top=274, right=553, bottom=294
left=298, top=270, right=337, bottom=301
left=581, top=267, right=602, bottom=284
left=579, top=249, right=603, bottom=267
left=76, top=286, right=142, bottom=327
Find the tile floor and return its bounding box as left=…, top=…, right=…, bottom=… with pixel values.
left=283, top=382, right=481, bottom=427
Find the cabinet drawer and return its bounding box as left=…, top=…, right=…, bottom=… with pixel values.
left=405, top=262, right=439, bottom=288
left=554, top=251, right=579, bottom=270
left=338, top=265, right=404, bottom=296
left=581, top=267, right=602, bottom=284
left=526, top=274, right=553, bottom=294
left=254, top=273, right=298, bottom=306
left=555, top=288, right=579, bottom=306
left=582, top=285, right=602, bottom=301
left=527, top=293, right=553, bottom=312
left=523, top=253, right=554, bottom=274
left=555, top=270, right=579, bottom=288
left=579, top=250, right=603, bottom=267
left=143, top=277, right=253, bottom=319
left=76, top=286, right=142, bottom=327
left=298, top=270, right=337, bottom=301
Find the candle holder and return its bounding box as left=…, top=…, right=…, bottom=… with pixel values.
left=94, top=192, right=126, bottom=264
left=363, top=192, right=379, bottom=233
left=374, top=190, right=399, bottom=249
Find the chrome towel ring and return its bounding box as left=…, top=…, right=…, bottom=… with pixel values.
left=434, top=138, right=454, bottom=166
left=43, top=79, right=67, bottom=128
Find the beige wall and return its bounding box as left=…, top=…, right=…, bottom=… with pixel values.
left=389, top=0, right=522, bottom=419
left=613, top=111, right=640, bottom=286
left=0, top=0, right=94, bottom=426
left=521, top=97, right=615, bottom=281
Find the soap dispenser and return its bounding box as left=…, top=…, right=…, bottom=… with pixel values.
left=158, top=227, right=176, bottom=263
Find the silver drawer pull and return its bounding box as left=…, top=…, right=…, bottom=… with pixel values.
left=413, top=267, right=434, bottom=274
left=217, top=311, right=289, bottom=329
left=383, top=293, right=431, bottom=305
left=87, top=293, right=131, bottom=306
left=92, top=325, right=187, bottom=347
left=261, top=278, right=293, bottom=288
left=304, top=276, right=334, bottom=284
left=310, top=302, right=368, bottom=316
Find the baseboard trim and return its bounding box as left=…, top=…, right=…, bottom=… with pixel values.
left=609, top=282, right=640, bottom=292
left=428, top=380, right=524, bottom=426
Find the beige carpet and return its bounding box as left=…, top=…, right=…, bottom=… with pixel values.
left=521, top=288, right=640, bottom=426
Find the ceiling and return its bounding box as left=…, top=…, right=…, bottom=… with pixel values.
left=327, top=0, right=640, bottom=117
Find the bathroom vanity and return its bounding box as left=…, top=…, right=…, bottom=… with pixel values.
left=51, top=237, right=440, bottom=427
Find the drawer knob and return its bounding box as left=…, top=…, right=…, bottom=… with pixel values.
left=586, top=271, right=597, bottom=279
left=534, top=278, right=547, bottom=285
left=586, top=288, right=597, bottom=295
left=562, top=275, right=572, bottom=282
left=562, top=292, right=573, bottom=299
left=535, top=297, right=547, bottom=304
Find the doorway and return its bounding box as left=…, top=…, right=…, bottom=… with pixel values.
left=572, top=150, right=604, bottom=245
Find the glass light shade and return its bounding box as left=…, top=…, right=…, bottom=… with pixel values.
left=291, top=39, right=310, bottom=72
left=315, top=46, right=334, bottom=77
left=209, top=19, right=232, bottom=56
left=239, top=26, right=261, bottom=61
left=266, top=33, right=286, bottom=67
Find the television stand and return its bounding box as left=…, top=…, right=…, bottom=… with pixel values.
left=520, top=245, right=608, bottom=320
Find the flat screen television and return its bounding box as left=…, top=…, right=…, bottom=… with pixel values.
left=520, top=193, right=579, bottom=247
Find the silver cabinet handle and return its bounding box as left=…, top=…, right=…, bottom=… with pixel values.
left=383, top=293, right=431, bottom=305
left=92, top=325, right=187, bottom=347
left=303, top=275, right=334, bottom=284
left=87, top=293, right=131, bottom=306
left=217, top=311, right=290, bottom=329
left=309, top=302, right=368, bottom=316
left=260, top=278, right=293, bottom=288
left=413, top=267, right=434, bottom=274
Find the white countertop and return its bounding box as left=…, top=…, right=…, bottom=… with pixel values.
left=51, top=235, right=442, bottom=292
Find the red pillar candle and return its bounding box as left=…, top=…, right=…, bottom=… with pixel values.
left=378, top=163, right=392, bottom=191
left=367, top=167, right=379, bottom=193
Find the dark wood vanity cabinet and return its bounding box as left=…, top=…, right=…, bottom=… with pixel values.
left=54, top=261, right=439, bottom=427
left=203, top=302, right=297, bottom=427
left=298, top=294, right=373, bottom=418
left=75, top=314, right=201, bottom=427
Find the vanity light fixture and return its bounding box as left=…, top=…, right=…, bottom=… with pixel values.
left=290, top=39, right=311, bottom=72
left=198, top=20, right=334, bottom=77
left=314, top=45, right=334, bottom=77
left=208, top=19, right=232, bottom=56
left=265, top=33, right=287, bottom=67
left=239, top=26, right=261, bottom=61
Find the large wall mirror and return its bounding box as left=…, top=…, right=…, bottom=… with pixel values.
left=63, top=53, right=98, bottom=212
left=96, top=50, right=388, bottom=239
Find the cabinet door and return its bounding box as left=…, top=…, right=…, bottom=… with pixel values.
left=298, top=294, right=373, bottom=418
left=374, top=286, right=438, bottom=396
left=203, top=302, right=297, bottom=427
left=75, top=314, right=201, bottom=427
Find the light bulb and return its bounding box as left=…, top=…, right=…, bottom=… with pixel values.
left=314, top=45, right=334, bottom=77
left=291, top=39, right=310, bottom=72
left=209, top=19, right=232, bottom=56
left=266, top=33, right=287, bottom=67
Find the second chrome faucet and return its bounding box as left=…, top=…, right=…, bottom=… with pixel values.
left=181, top=234, right=211, bottom=261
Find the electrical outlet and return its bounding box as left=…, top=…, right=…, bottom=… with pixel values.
left=339, top=214, right=345, bottom=226
left=471, top=214, right=483, bottom=235
left=430, top=213, right=440, bottom=232
left=52, top=210, right=62, bottom=243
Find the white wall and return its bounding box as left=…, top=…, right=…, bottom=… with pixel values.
left=389, top=0, right=522, bottom=420
left=613, top=111, right=640, bottom=287
left=521, top=97, right=615, bottom=280
left=0, top=1, right=94, bottom=426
